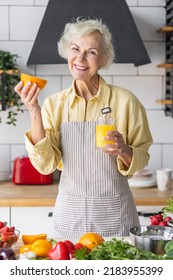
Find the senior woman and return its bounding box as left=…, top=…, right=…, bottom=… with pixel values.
left=15, top=18, right=153, bottom=238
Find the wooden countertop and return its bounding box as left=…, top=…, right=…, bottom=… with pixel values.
left=0, top=181, right=58, bottom=207
left=0, top=181, right=173, bottom=207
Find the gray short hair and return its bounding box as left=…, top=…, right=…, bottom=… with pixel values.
left=58, top=18, right=115, bottom=69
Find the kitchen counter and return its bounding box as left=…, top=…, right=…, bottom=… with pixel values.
left=0, top=181, right=173, bottom=207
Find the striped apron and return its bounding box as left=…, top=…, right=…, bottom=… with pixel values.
left=52, top=97, right=139, bottom=238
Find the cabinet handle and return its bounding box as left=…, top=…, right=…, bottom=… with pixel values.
left=48, top=212, right=53, bottom=217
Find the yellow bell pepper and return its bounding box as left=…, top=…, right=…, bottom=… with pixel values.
left=31, top=239, right=52, bottom=257
left=20, top=244, right=32, bottom=254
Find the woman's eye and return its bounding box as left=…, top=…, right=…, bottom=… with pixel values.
left=87, top=50, right=98, bottom=55
left=71, top=47, right=79, bottom=52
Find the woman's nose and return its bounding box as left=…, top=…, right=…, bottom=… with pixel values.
left=77, top=52, right=86, bottom=62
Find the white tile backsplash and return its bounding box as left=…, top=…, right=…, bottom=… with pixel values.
left=11, top=144, right=27, bottom=161
left=163, top=145, right=173, bottom=170
left=0, top=0, right=172, bottom=180
left=147, top=111, right=173, bottom=144
left=35, top=0, right=48, bottom=5
left=0, top=111, right=30, bottom=144
left=38, top=76, right=61, bottom=106
left=138, top=42, right=165, bottom=76
left=0, top=0, right=34, bottom=5
left=130, top=7, right=165, bottom=41
left=10, top=6, right=46, bottom=40
left=0, top=7, right=9, bottom=40
left=112, top=76, right=162, bottom=109
left=0, top=145, right=10, bottom=171
left=139, top=0, right=165, bottom=6
left=0, top=41, right=35, bottom=74
left=147, top=144, right=162, bottom=170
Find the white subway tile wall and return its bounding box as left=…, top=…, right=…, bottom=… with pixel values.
left=0, top=0, right=173, bottom=181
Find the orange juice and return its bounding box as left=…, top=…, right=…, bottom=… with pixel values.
left=96, top=124, right=115, bottom=149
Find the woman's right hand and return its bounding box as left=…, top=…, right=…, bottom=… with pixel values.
left=14, top=81, right=41, bottom=115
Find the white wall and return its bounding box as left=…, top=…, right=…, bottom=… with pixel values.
left=0, top=0, right=172, bottom=181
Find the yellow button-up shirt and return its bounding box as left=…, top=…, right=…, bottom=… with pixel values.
left=25, top=76, right=153, bottom=177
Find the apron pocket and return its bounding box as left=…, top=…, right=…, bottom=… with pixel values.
left=55, top=193, right=121, bottom=234
left=87, top=196, right=121, bottom=233
left=55, top=194, right=88, bottom=232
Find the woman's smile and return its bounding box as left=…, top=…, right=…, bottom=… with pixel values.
left=74, top=64, right=89, bottom=71
left=67, top=31, right=103, bottom=82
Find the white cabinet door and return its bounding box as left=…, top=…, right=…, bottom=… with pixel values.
left=11, top=207, right=54, bottom=237
left=0, top=207, right=10, bottom=225
left=137, top=206, right=163, bottom=226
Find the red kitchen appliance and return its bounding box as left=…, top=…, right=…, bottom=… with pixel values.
left=12, top=156, right=53, bottom=185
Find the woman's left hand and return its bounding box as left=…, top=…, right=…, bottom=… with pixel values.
left=104, top=130, right=133, bottom=167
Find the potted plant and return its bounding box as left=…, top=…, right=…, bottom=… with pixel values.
left=0, top=50, right=23, bottom=125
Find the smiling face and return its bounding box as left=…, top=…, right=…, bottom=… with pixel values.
left=67, top=31, right=104, bottom=83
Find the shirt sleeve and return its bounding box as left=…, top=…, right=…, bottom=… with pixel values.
left=116, top=97, right=153, bottom=178
left=24, top=97, right=62, bottom=175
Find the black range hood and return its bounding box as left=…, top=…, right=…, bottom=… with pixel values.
left=27, top=0, right=151, bottom=66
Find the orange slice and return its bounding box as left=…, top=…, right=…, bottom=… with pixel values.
left=20, top=73, right=47, bottom=90
left=79, top=232, right=104, bottom=250
left=22, top=233, right=47, bottom=245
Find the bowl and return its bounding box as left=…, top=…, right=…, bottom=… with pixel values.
left=130, top=225, right=173, bottom=255
left=0, top=229, right=20, bottom=248
left=132, top=169, right=154, bottom=180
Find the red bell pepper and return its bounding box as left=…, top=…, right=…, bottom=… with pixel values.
left=48, top=241, right=70, bottom=260
left=64, top=240, right=76, bottom=259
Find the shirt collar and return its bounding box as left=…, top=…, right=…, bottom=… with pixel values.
left=67, top=75, right=111, bottom=108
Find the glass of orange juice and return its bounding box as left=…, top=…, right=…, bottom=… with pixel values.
left=96, top=117, right=116, bottom=150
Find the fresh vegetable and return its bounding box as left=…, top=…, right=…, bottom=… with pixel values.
left=19, top=244, right=32, bottom=254
left=162, top=197, right=173, bottom=214
left=22, top=233, right=47, bottom=245
left=48, top=241, right=70, bottom=260
left=0, top=222, right=19, bottom=247
left=79, top=232, right=105, bottom=250
left=74, top=243, right=84, bottom=250
left=75, top=238, right=173, bottom=260
left=0, top=221, right=7, bottom=229
left=149, top=213, right=172, bottom=226
left=64, top=240, right=76, bottom=259
left=164, top=240, right=173, bottom=257
left=31, top=239, right=52, bottom=257
left=0, top=247, right=17, bottom=260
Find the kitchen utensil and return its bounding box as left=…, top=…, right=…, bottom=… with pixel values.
left=130, top=225, right=173, bottom=255
left=12, top=156, right=53, bottom=185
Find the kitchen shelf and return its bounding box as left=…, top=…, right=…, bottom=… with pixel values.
left=156, top=99, right=173, bottom=105
left=156, top=0, right=173, bottom=117
left=0, top=69, right=19, bottom=74
left=157, top=26, right=173, bottom=32
left=157, top=63, right=173, bottom=68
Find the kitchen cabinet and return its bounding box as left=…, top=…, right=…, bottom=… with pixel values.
left=0, top=207, right=10, bottom=225
left=11, top=207, right=54, bottom=237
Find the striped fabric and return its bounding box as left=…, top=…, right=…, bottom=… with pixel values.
left=52, top=121, right=139, bottom=238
